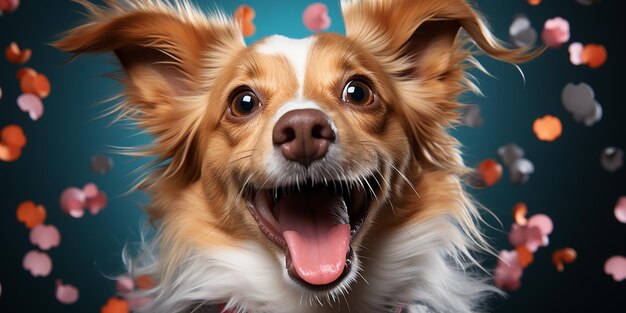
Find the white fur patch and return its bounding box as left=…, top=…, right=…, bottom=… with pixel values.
left=271, top=100, right=322, bottom=122
left=256, top=35, right=316, bottom=98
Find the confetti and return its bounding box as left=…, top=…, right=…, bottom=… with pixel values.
left=20, top=71, right=51, bottom=99
left=527, top=0, right=541, bottom=5
left=60, top=187, right=86, bottom=218
left=233, top=5, right=256, bottom=37
left=509, top=158, right=535, bottom=185
left=495, top=249, right=522, bottom=291
left=561, top=83, right=602, bottom=126
left=16, top=200, right=46, bottom=229
left=91, top=154, right=114, bottom=174
left=16, top=67, right=36, bottom=80
left=30, top=224, right=61, bottom=250
left=0, top=0, right=20, bottom=13
left=1, top=124, right=27, bottom=148
left=516, top=246, right=534, bottom=268
left=17, top=93, right=44, bottom=121
left=23, top=250, right=52, bottom=277
left=600, top=147, right=623, bottom=172
left=614, top=196, right=626, bottom=224
left=461, top=106, right=483, bottom=128
left=5, top=41, right=31, bottom=64
left=528, top=213, right=553, bottom=236
left=569, top=42, right=583, bottom=65
left=116, top=277, right=134, bottom=294
left=509, top=15, right=537, bottom=48
left=498, top=143, right=524, bottom=167
left=135, top=275, right=155, bottom=290
left=542, top=17, right=570, bottom=48
left=83, top=183, right=108, bottom=215
left=477, top=159, right=502, bottom=186
left=581, top=44, right=607, bottom=69
left=604, top=256, right=626, bottom=282
left=509, top=214, right=552, bottom=252
left=552, top=248, right=577, bottom=272
left=303, top=3, right=331, bottom=32
left=533, top=115, right=562, bottom=141
left=513, top=202, right=528, bottom=226
left=101, top=297, right=130, bottom=313
left=127, top=296, right=153, bottom=310
left=56, top=280, right=79, bottom=304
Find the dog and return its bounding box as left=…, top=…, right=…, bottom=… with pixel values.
left=55, top=0, right=538, bottom=312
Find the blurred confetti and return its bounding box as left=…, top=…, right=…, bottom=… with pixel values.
left=581, top=44, right=607, bottom=69
left=561, top=83, right=603, bottom=126
left=477, top=159, right=503, bottom=186
left=16, top=200, right=47, bottom=229
left=604, top=256, right=626, bottom=282
left=569, top=42, right=583, bottom=65
left=116, top=277, right=134, bottom=294
left=23, top=250, right=52, bottom=277
left=30, top=224, right=61, bottom=250
left=0, top=124, right=26, bottom=162
left=56, top=280, right=79, bottom=305
left=509, top=158, right=535, bottom=185
left=614, top=196, right=626, bottom=224
left=600, top=147, right=624, bottom=172
left=513, top=202, right=528, bottom=226
left=5, top=41, right=30, bottom=64
left=0, top=0, right=19, bottom=13
left=509, top=14, right=537, bottom=48
left=17, top=93, right=44, bottom=121
left=303, top=3, right=331, bottom=32
left=516, top=246, right=534, bottom=268
left=527, top=0, right=541, bottom=5
left=91, top=154, right=114, bottom=174
left=101, top=297, right=130, bottom=313
left=60, top=183, right=108, bottom=217
left=542, top=17, right=570, bottom=48
left=20, top=70, right=51, bottom=99
left=498, top=143, right=524, bottom=167
left=233, top=5, right=256, bottom=37
left=495, top=249, right=523, bottom=291
left=552, top=248, right=577, bottom=272
left=461, top=106, right=483, bottom=128
left=533, top=115, right=562, bottom=141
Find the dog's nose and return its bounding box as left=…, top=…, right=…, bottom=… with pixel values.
left=273, top=109, right=336, bottom=167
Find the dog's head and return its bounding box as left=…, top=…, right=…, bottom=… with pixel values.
left=56, top=0, right=536, bottom=305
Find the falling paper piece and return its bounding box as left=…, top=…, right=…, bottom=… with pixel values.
left=495, top=249, right=522, bottom=291
left=542, top=17, right=570, bottom=48
left=17, top=93, right=44, bottom=121
left=16, top=67, right=36, bottom=80
left=600, top=147, right=623, bottom=172
left=135, top=275, right=155, bottom=290
left=614, top=196, right=626, bottom=224
left=569, top=42, right=583, bottom=65
left=56, top=280, right=79, bottom=304
left=86, top=192, right=108, bottom=215
left=303, top=3, right=331, bottom=32
left=233, top=5, right=256, bottom=37
left=116, top=277, right=134, bottom=294
left=16, top=200, right=47, bottom=229
left=527, top=0, right=541, bottom=5
left=561, top=83, right=602, bottom=126
left=581, top=44, right=607, bottom=69
left=528, top=214, right=553, bottom=236
left=509, top=15, right=537, bottom=48
left=509, top=223, right=545, bottom=252
left=30, top=224, right=61, bottom=250
left=102, top=297, right=130, bottom=313
left=516, top=246, right=534, bottom=268
left=533, top=115, right=562, bottom=141
left=23, top=250, right=52, bottom=277
left=513, top=202, right=528, bottom=226
left=5, top=41, right=30, bottom=64
left=60, top=187, right=86, bottom=218
left=20, top=72, right=51, bottom=99
left=0, top=0, right=19, bottom=13
left=509, top=158, right=535, bottom=185
left=552, top=248, right=577, bottom=272
left=1, top=124, right=27, bottom=148
left=91, top=154, right=114, bottom=174
left=604, top=256, right=626, bottom=282
left=478, top=159, right=502, bottom=186
left=498, top=143, right=524, bottom=167
left=461, top=106, right=483, bottom=128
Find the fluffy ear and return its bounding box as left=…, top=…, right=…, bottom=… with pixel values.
left=54, top=0, right=245, bottom=186
left=341, top=0, right=540, bottom=171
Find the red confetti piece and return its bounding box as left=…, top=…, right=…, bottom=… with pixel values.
left=30, top=224, right=61, bottom=250
left=23, top=250, right=52, bottom=277
left=303, top=3, right=331, bottom=32
left=1, top=124, right=26, bottom=148
left=477, top=159, right=502, bottom=186
left=135, top=275, right=155, bottom=290
left=16, top=200, right=46, bottom=229
left=581, top=44, right=607, bottom=69
left=552, top=248, right=577, bottom=272
left=20, top=71, right=51, bottom=99
left=533, top=115, right=562, bottom=141
left=542, top=17, right=570, bottom=48
left=16, top=67, right=37, bottom=80
left=5, top=41, right=31, bottom=64
left=516, top=246, right=534, bottom=268
left=101, top=297, right=129, bottom=313
left=0, top=0, right=20, bottom=13
left=56, top=280, right=79, bottom=304
left=233, top=5, right=256, bottom=37
left=604, top=256, right=626, bottom=282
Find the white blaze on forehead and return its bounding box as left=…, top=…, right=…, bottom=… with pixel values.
left=272, top=100, right=323, bottom=122
left=256, top=35, right=316, bottom=98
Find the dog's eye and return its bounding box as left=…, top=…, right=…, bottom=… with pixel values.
left=342, top=80, right=374, bottom=107
left=230, top=90, right=261, bottom=117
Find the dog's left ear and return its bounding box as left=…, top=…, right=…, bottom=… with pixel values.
left=342, top=0, right=540, bottom=170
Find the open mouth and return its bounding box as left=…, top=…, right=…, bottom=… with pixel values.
left=245, top=176, right=379, bottom=288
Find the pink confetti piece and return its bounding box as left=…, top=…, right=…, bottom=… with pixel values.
left=29, top=224, right=61, bottom=250
left=614, top=196, right=626, bottom=224
left=509, top=223, right=546, bottom=252
left=17, top=93, right=44, bottom=121
left=569, top=42, right=583, bottom=65
left=527, top=214, right=553, bottom=235
left=495, top=250, right=522, bottom=291
left=303, top=3, right=331, bottom=32
left=86, top=191, right=107, bottom=215
left=60, top=187, right=86, bottom=218
left=128, top=296, right=154, bottom=310
left=23, top=250, right=52, bottom=277
left=0, top=0, right=19, bottom=13
left=83, top=183, right=99, bottom=198
left=604, top=256, right=626, bottom=282
left=116, top=277, right=134, bottom=294
left=56, top=280, right=79, bottom=304
left=542, top=17, right=570, bottom=48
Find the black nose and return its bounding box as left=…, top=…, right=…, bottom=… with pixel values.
left=272, top=109, right=336, bottom=167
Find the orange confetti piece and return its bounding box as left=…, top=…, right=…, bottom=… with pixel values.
left=0, top=144, right=22, bottom=162
left=20, top=72, right=51, bottom=99
left=101, top=297, right=129, bottom=313
left=234, top=5, right=256, bottom=37
left=552, top=247, right=577, bottom=272
left=1, top=124, right=27, bottom=148
left=581, top=44, right=607, bottom=69
left=513, top=202, right=528, bottom=226
left=135, top=275, right=155, bottom=290
left=533, top=115, right=562, bottom=142
left=17, top=67, right=37, bottom=80
left=516, top=246, right=534, bottom=268
left=16, top=201, right=47, bottom=229
left=478, top=159, right=502, bottom=186
left=5, top=42, right=31, bottom=65
left=528, top=0, right=542, bottom=5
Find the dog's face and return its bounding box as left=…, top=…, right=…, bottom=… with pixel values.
left=56, top=0, right=536, bottom=305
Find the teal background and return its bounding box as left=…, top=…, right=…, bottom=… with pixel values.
left=0, top=0, right=624, bottom=312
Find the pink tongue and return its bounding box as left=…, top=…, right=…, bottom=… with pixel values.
left=278, top=192, right=350, bottom=285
